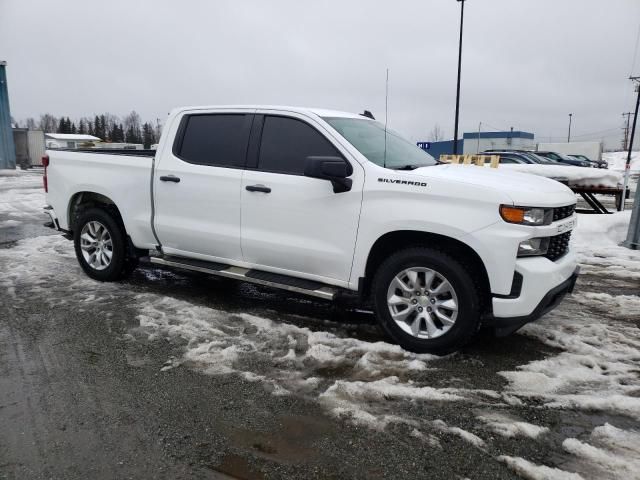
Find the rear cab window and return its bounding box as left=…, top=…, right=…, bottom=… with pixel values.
left=174, top=114, right=253, bottom=168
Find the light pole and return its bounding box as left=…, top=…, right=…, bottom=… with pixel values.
left=567, top=113, right=572, bottom=143
left=622, top=77, right=639, bottom=245
left=452, top=0, right=466, bottom=155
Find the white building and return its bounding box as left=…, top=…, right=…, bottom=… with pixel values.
left=45, top=133, right=102, bottom=149
left=95, top=142, right=144, bottom=150
left=463, top=130, right=535, bottom=154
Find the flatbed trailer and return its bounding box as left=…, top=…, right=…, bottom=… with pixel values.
left=572, top=185, right=629, bottom=213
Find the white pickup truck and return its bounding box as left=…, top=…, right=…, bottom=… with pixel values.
left=43, top=106, right=579, bottom=354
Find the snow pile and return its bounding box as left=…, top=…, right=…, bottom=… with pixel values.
left=603, top=151, right=640, bottom=173
left=477, top=412, right=549, bottom=439
left=494, top=211, right=640, bottom=478
left=498, top=456, right=585, bottom=480
left=431, top=419, right=486, bottom=448
left=134, top=294, right=477, bottom=429
left=0, top=169, right=20, bottom=177
left=499, top=163, right=623, bottom=188
left=562, top=424, right=640, bottom=480
left=498, top=213, right=640, bottom=419
left=0, top=235, right=123, bottom=306
left=571, top=211, right=639, bottom=280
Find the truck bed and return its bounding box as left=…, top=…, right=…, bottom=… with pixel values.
left=45, top=149, right=157, bottom=249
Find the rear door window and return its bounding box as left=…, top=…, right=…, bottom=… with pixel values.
left=257, top=116, right=342, bottom=175
left=176, top=114, right=252, bottom=168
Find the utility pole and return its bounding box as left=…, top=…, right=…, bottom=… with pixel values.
left=452, top=0, right=466, bottom=155
left=567, top=113, right=573, bottom=143
left=622, top=76, right=639, bottom=248
left=622, top=112, right=632, bottom=150
left=476, top=121, right=481, bottom=154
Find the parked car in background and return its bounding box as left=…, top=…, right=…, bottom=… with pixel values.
left=535, top=151, right=591, bottom=167
left=536, top=141, right=603, bottom=164
left=569, top=154, right=607, bottom=169
left=481, top=150, right=533, bottom=164
left=483, top=150, right=563, bottom=165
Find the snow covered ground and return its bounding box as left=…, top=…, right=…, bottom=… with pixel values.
left=603, top=151, right=640, bottom=173
left=0, top=171, right=46, bottom=229
left=1, top=170, right=639, bottom=479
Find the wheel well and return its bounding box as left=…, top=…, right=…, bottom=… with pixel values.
left=68, top=192, right=123, bottom=232
left=363, top=231, right=492, bottom=312
left=68, top=192, right=147, bottom=259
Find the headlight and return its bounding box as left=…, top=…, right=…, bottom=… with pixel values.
left=518, top=237, right=550, bottom=257
left=500, top=205, right=553, bottom=226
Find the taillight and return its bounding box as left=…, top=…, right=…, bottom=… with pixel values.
left=42, top=155, right=49, bottom=192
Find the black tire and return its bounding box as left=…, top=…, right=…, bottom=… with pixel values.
left=372, top=247, right=481, bottom=355
left=73, top=207, right=131, bottom=281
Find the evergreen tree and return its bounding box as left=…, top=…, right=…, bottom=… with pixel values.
left=99, top=115, right=107, bottom=140
left=94, top=115, right=101, bottom=139
left=142, top=122, right=155, bottom=148
left=110, top=123, right=122, bottom=142
left=57, top=117, right=65, bottom=133
left=78, top=119, right=86, bottom=134
left=70, top=120, right=77, bottom=134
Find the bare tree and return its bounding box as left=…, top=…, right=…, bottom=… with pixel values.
left=428, top=124, right=444, bottom=142
left=25, top=118, right=37, bottom=129
left=38, top=113, right=58, bottom=133
left=123, top=110, right=142, bottom=143
left=154, top=118, right=163, bottom=142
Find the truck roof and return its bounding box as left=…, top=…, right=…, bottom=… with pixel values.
left=170, top=105, right=366, bottom=120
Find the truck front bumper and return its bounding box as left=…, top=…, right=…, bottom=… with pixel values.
left=487, top=251, right=579, bottom=335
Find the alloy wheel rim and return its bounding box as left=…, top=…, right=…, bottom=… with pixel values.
left=386, top=267, right=459, bottom=339
left=80, top=221, right=113, bottom=271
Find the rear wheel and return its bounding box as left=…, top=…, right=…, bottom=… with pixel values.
left=73, top=207, right=134, bottom=281
left=372, top=247, right=481, bottom=355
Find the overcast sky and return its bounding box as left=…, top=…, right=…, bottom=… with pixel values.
left=1, top=0, right=639, bottom=147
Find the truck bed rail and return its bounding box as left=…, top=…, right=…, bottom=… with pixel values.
left=49, top=148, right=156, bottom=157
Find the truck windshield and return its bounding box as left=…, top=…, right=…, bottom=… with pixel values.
left=323, top=117, right=437, bottom=169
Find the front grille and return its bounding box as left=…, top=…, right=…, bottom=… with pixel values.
left=553, top=204, right=576, bottom=222
left=545, top=231, right=572, bottom=261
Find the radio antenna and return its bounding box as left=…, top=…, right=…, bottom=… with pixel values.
left=384, top=68, right=389, bottom=168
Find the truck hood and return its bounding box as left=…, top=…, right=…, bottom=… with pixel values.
left=409, top=164, right=576, bottom=206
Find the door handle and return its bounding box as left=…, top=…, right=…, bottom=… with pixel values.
left=245, top=184, right=271, bottom=193
left=159, top=175, right=180, bottom=183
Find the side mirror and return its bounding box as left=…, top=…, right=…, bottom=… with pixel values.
left=304, top=156, right=353, bottom=193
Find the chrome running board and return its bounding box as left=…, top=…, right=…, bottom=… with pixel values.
left=149, top=255, right=339, bottom=300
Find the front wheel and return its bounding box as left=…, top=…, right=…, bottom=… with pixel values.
left=73, top=207, right=132, bottom=281
left=372, top=247, right=481, bottom=355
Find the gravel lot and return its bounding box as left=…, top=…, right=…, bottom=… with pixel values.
left=1, top=170, right=639, bottom=480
